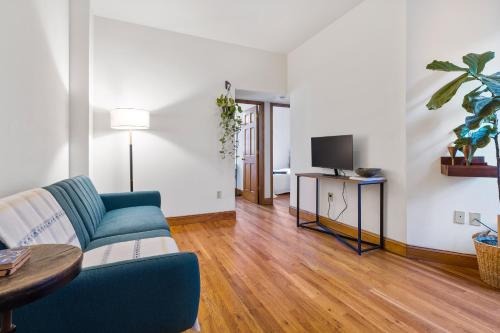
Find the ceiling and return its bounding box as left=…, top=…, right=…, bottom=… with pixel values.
left=91, top=0, right=363, bottom=54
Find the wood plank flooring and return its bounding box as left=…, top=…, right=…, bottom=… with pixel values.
left=172, top=195, right=500, bottom=333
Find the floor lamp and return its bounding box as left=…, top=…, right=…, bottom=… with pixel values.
left=110, top=108, right=150, bottom=192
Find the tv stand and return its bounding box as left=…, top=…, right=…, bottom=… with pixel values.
left=295, top=172, right=386, bottom=255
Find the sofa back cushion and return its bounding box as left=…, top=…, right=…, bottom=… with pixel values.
left=44, top=185, right=91, bottom=249
left=0, top=188, right=81, bottom=249
left=46, top=176, right=106, bottom=239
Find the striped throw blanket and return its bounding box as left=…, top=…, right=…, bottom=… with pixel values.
left=82, top=236, right=179, bottom=268
left=0, top=188, right=81, bottom=249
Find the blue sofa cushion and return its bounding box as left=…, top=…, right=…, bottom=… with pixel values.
left=85, top=229, right=170, bottom=251
left=100, top=191, right=161, bottom=211
left=14, top=252, right=200, bottom=333
left=47, top=176, right=106, bottom=237
left=92, top=206, right=169, bottom=240
left=44, top=184, right=91, bottom=249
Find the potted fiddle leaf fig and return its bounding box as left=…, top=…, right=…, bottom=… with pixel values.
left=426, top=51, right=500, bottom=200
left=216, top=91, right=243, bottom=159
left=427, top=52, right=500, bottom=288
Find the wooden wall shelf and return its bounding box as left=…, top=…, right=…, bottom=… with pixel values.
left=441, top=157, right=497, bottom=178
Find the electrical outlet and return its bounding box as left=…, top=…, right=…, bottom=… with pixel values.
left=328, top=192, right=333, bottom=202
left=469, top=212, right=481, bottom=226
left=217, top=191, right=222, bottom=199
left=454, top=211, right=465, bottom=224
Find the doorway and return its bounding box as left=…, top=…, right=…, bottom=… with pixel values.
left=235, top=100, right=265, bottom=204
left=270, top=103, right=291, bottom=202
left=234, top=90, right=290, bottom=206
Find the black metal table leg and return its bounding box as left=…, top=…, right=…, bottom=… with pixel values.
left=357, top=184, right=362, bottom=255
left=380, top=182, right=384, bottom=249
left=315, top=178, right=319, bottom=223
left=296, top=176, right=300, bottom=227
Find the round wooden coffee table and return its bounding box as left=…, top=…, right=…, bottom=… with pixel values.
left=0, top=244, right=82, bottom=333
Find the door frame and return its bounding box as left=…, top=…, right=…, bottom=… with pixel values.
left=236, top=99, right=265, bottom=204
left=270, top=102, right=291, bottom=204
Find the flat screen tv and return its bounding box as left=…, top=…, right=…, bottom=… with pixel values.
left=311, top=135, right=353, bottom=176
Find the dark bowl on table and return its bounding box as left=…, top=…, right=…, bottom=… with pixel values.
left=355, top=168, right=381, bottom=178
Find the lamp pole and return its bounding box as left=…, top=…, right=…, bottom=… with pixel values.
left=129, top=130, right=134, bottom=192
left=110, top=108, right=149, bottom=192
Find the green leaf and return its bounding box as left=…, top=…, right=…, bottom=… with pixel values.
left=454, top=137, right=471, bottom=147
left=465, top=115, right=482, bottom=129
left=476, top=98, right=500, bottom=118
left=463, top=51, right=495, bottom=75
left=462, top=86, right=485, bottom=113
left=480, top=72, right=500, bottom=95
left=467, top=96, right=495, bottom=116
left=453, top=124, right=469, bottom=138
left=426, top=73, right=472, bottom=110
left=471, top=126, right=493, bottom=148
left=426, top=60, right=467, bottom=72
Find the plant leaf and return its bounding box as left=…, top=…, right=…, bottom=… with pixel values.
left=465, top=115, right=482, bottom=129
left=426, top=60, right=467, bottom=72
left=454, top=137, right=471, bottom=147
left=426, top=73, right=472, bottom=110
left=462, top=86, right=486, bottom=113
left=463, top=51, right=495, bottom=75
left=467, top=96, right=495, bottom=116
left=453, top=124, right=469, bottom=138
left=480, top=72, right=500, bottom=95
left=471, top=126, right=493, bottom=148
left=476, top=98, right=500, bottom=118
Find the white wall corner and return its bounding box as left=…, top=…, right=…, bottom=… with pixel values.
left=69, top=0, right=93, bottom=177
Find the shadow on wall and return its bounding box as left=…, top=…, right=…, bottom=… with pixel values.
left=93, top=89, right=222, bottom=162
left=0, top=0, right=69, bottom=197
left=91, top=89, right=236, bottom=213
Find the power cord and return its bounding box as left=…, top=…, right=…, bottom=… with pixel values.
left=473, top=219, right=498, bottom=233
left=335, top=182, right=348, bottom=221
left=327, top=182, right=348, bottom=221
left=327, top=199, right=332, bottom=217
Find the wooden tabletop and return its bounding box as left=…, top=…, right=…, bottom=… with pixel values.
left=0, top=244, right=82, bottom=311
left=295, top=172, right=386, bottom=184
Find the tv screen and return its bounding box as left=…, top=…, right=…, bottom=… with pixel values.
left=311, top=135, right=353, bottom=170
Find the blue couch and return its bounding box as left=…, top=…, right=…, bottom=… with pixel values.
left=10, top=176, right=200, bottom=333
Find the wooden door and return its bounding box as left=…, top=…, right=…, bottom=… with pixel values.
left=242, top=108, right=259, bottom=203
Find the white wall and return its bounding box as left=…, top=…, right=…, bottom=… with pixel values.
left=288, top=0, right=407, bottom=242
left=273, top=106, right=290, bottom=170
left=69, top=0, right=93, bottom=177
left=0, top=0, right=69, bottom=197
left=406, top=0, right=500, bottom=254
left=92, top=17, right=286, bottom=216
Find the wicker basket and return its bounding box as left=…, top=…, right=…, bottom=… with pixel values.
left=473, top=231, right=500, bottom=289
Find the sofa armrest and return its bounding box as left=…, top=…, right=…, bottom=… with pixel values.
left=100, top=191, right=161, bottom=211
left=14, top=252, right=200, bottom=333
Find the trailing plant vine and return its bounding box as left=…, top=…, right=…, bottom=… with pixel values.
left=426, top=51, right=500, bottom=201
left=216, top=85, right=243, bottom=159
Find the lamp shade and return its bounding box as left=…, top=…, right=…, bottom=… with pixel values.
left=110, top=108, right=150, bottom=130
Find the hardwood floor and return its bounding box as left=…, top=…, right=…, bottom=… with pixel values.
left=172, top=195, right=500, bottom=333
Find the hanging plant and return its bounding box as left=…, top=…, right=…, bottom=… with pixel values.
left=216, top=84, right=243, bottom=159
